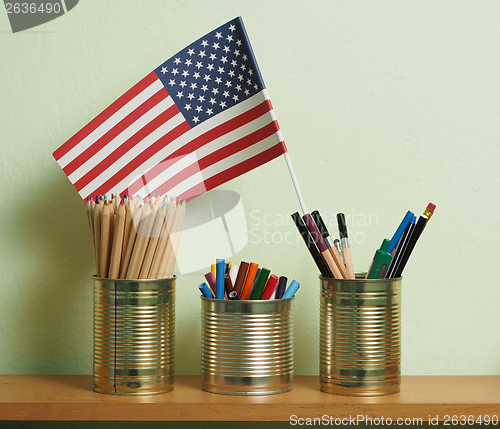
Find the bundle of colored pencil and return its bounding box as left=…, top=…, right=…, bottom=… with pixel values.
left=86, top=195, right=186, bottom=280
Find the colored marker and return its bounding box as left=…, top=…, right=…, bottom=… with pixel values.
left=275, top=276, right=288, bottom=299
left=240, top=262, right=259, bottom=300
left=366, top=239, right=392, bottom=279
left=250, top=268, right=271, bottom=300
left=260, top=274, right=279, bottom=300
left=224, top=274, right=234, bottom=297
left=388, top=211, right=414, bottom=254
left=282, top=280, right=300, bottom=299
left=393, top=214, right=428, bottom=278
left=233, top=261, right=250, bottom=296
left=228, top=264, right=239, bottom=285
left=228, top=290, right=240, bottom=300
left=291, top=212, right=333, bottom=278
left=337, top=213, right=355, bottom=279
left=198, top=282, right=214, bottom=298
left=204, top=271, right=216, bottom=291
left=215, top=258, right=225, bottom=299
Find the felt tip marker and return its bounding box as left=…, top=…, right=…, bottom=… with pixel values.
left=199, top=283, right=214, bottom=298
left=250, top=268, right=270, bottom=300
left=215, top=258, right=225, bottom=299
left=228, top=290, right=240, bottom=300
left=275, top=276, right=288, bottom=299
left=282, top=280, right=300, bottom=299
left=260, top=274, right=279, bottom=300
left=366, top=239, right=392, bottom=279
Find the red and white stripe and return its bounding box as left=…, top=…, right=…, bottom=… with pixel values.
left=53, top=72, right=286, bottom=201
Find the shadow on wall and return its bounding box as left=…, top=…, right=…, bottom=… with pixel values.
left=8, top=177, right=94, bottom=374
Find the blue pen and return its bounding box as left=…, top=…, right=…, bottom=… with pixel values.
left=198, top=283, right=214, bottom=298
left=282, top=280, right=300, bottom=299
left=388, top=211, right=414, bottom=254
left=215, top=258, right=225, bottom=299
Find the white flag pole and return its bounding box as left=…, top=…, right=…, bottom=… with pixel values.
left=283, top=152, right=308, bottom=215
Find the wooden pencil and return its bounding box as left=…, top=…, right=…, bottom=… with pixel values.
left=120, top=198, right=134, bottom=273
left=100, top=201, right=111, bottom=278
left=93, top=201, right=102, bottom=277
left=165, top=201, right=186, bottom=278
left=108, top=200, right=126, bottom=279
left=119, top=202, right=143, bottom=279
left=139, top=203, right=165, bottom=279
left=126, top=203, right=155, bottom=279
left=149, top=202, right=175, bottom=279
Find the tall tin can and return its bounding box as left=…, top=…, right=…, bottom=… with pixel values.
left=320, top=275, right=401, bottom=396
left=201, top=297, right=294, bottom=395
left=93, top=277, right=175, bottom=395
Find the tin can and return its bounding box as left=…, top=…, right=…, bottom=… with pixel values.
left=320, top=275, right=401, bottom=396
left=93, top=277, right=175, bottom=395
left=201, top=297, right=294, bottom=395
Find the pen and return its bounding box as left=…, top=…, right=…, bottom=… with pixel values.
left=385, top=215, right=416, bottom=279
left=366, top=239, right=392, bottom=279
left=312, top=210, right=349, bottom=278
left=291, top=212, right=333, bottom=278
left=388, top=211, right=414, bottom=254
left=337, top=213, right=355, bottom=279
left=302, top=213, right=343, bottom=279
left=393, top=214, right=428, bottom=278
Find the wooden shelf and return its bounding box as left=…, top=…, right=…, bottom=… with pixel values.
left=0, top=375, right=499, bottom=421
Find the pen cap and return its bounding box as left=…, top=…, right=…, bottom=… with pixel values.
left=337, top=213, right=348, bottom=239
left=374, top=239, right=392, bottom=266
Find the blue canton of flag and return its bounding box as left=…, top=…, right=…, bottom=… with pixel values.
left=155, top=19, right=265, bottom=127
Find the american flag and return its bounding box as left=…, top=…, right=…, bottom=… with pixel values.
left=53, top=17, right=287, bottom=201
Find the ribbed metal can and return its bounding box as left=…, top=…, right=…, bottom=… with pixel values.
left=93, top=277, right=175, bottom=395
left=201, top=297, right=294, bottom=395
left=320, top=275, right=401, bottom=396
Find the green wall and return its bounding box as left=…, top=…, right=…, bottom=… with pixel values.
left=1, top=0, right=499, bottom=385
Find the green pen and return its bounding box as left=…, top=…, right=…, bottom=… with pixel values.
left=366, top=239, right=392, bottom=279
